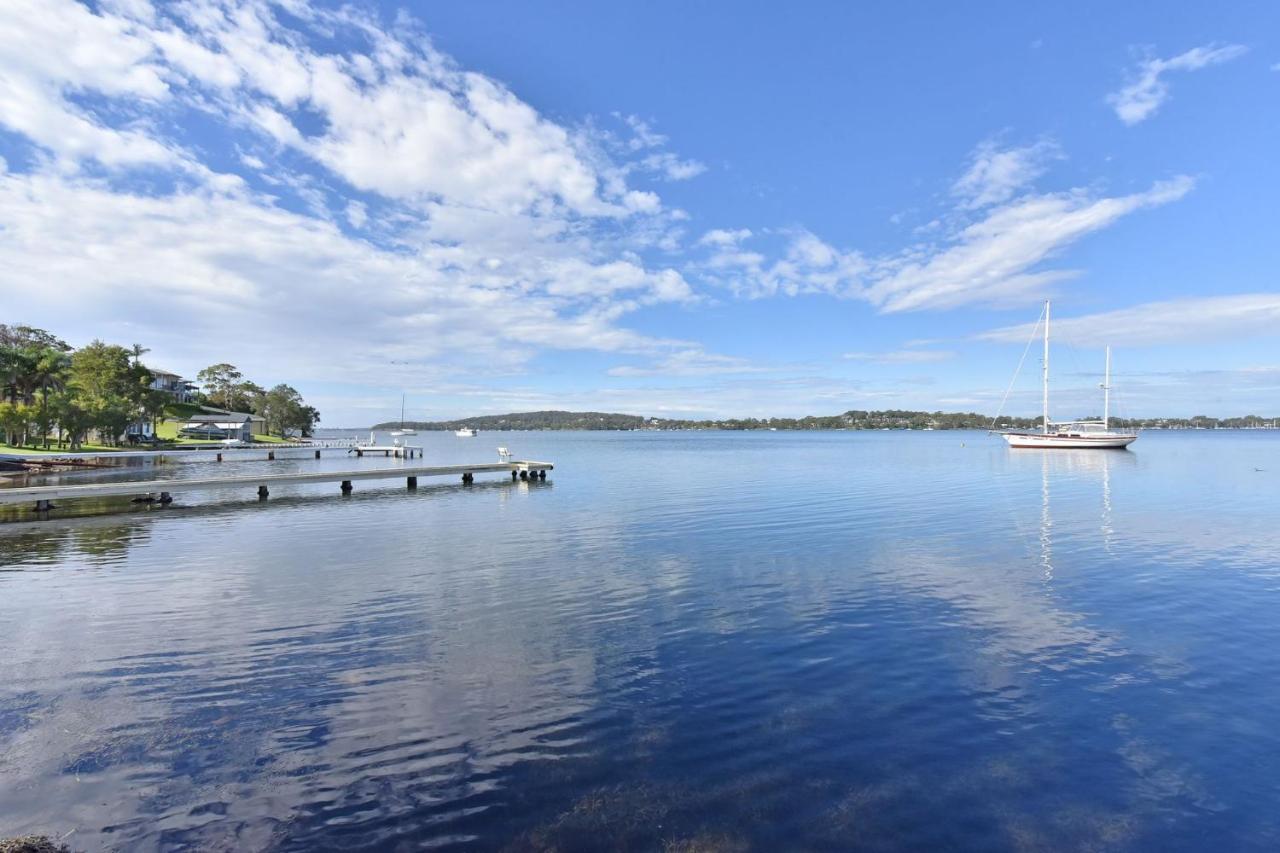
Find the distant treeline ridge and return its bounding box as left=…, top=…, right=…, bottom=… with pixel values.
left=371, top=410, right=1279, bottom=432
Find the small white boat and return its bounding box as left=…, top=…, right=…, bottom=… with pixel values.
left=455, top=427, right=478, bottom=437
left=1000, top=301, right=1137, bottom=450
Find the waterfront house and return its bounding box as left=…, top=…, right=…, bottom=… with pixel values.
left=148, top=368, right=197, bottom=403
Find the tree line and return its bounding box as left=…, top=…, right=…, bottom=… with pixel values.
left=372, top=408, right=1279, bottom=432
left=0, top=324, right=318, bottom=450
left=193, top=363, right=320, bottom=439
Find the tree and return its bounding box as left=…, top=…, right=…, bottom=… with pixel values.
left=196, top=363, right=243, bottom=410
left=129, top=343, right=150, bottom=367
left=229, top=380, right=265, bottom=413
left=141, top=388, right=169, bottom=438
left=0, top=324, right=70, bottom=351
left=0, top=401, right=32, bottom=446
left=68, top=341, right=152, bottom=446
left=49, top=392, right=93, bottom=450
left=257, top=384, right=319, bottom=437
left=31, top=347, right=71, bottom=447
left=0, top=346, right=36, bottom=404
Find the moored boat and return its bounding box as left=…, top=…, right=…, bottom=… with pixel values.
left=999, top=301, right=1137, bottom=450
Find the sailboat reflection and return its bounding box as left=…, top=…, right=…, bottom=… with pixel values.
left=1010, top=448, right=1137, bottom=579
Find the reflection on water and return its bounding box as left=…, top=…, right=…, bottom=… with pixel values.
left=2, top=430, right=1279, bottom=851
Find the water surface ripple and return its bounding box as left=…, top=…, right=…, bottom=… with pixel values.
left=2, top=430, right=1279, bottom=850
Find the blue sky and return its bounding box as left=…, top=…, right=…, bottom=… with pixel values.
left=0, top=1, right=1276, bottom=425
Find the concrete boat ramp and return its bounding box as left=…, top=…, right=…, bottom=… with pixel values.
left=2, top=460, right=554, bottom=514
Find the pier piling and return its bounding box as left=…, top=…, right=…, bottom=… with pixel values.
left=341, top=480, right=353, bottom=494
left=258, top=485, right=269, bottom=500
left=407, top=476, right=417, bottom=489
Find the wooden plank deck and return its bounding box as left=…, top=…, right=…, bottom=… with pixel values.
left=1, top=461, right=554, bottom=509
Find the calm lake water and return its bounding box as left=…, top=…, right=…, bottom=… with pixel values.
left=2, top=430, right=1279, bottom=851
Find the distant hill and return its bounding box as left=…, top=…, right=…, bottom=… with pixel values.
left=373, top=409, right=1033, bottom=431
left=372, top=410, right=648, bottom=431
left=372, top=409, right=1280, bottom=431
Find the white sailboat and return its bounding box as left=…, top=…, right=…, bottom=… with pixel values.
left=1001, top=301, right=1137, bottom=450
left=454, top=427, right=478, bottom=437
left=389, top=395, right=417, bottom=437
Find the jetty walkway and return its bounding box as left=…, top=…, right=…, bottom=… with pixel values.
left=2, top=460, right=554, bottom=513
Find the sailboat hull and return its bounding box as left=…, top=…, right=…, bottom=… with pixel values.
left=1002, top=432, right=1136, bottom=449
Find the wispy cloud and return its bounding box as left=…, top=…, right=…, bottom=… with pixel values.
left=607, top=349, right=770, bottom=377
left=843, top=350, right=956, bottom=365
left=604, top=113, right=706, bottom=181
left=699, top=174, right=1193, bottom=312
left=978, top=294, right=1280, bottom=347
left=866, top=176, right=1193, bottom=312
left=952, top=139, right=1062, bottom=209
left=1108, top=43, right=1248, bottom=125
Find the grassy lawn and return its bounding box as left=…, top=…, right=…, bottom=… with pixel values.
left=165, top=402, right=206, bottom=419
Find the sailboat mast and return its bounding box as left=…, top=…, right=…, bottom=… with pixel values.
left=1042, top=300, right=1050, bottom=435
left=400, top=394, right=406, bottom=429
left=1103, top=346, right=1111, bottom=430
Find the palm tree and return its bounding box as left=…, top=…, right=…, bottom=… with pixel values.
left=31, top=348, right=71, bottom=447
left=130, top=343, right=150, bottom=368
left=0, top=346, right=38, bottom=405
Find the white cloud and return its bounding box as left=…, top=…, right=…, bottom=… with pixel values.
left=1108, top=43, right=1247, bottom=125
left=844, top=350, right=956, bottom=364
left=699, top=228, right=868, bottom=299
left=866, top=176, right=1194, bottom=312
left=979, top=294, right=1280, bottom=347
left=700, top=176, right=1193, bottom=311
left=344, top=200, right=367, bottom=229
left=0, top=170, right=698, bottom=387
left=0, top=0, right=182, bottom=169
left=607, top=349, right=768, bottom=377
left=619, top=114, right=667, bottom=150
left=0, top=0, right=726, bottom=415
left=698, top=228, right=752, bottom=247
left=952, top=139, right=1061, bottom=208
left=639, top=151, right=707, bottom=181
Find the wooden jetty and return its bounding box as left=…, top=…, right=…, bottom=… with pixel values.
left=2, top=460, right=553, bottom=513
left=349, top=444, right=422, bottom=459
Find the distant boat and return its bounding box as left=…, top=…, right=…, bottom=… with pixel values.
left=389, top=394, right=417, bottom=436
left=455, top=427, right=478, bottom=437
left=999, top=301, right=1137, bottom=450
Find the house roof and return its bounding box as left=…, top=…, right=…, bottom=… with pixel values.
left=185, top=413, right=251, bottom=424
left=147, top=367, right=183, bottom=378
